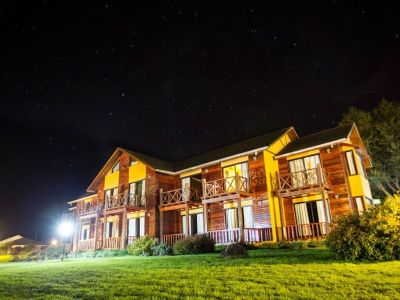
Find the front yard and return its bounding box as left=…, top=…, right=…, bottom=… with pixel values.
left=0, top=249, right=399, bottom=299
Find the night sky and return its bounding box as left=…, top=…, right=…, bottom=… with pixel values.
left=1, top=2, right=399, bottom=241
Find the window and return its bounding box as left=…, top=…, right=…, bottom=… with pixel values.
left=243, top=206, right=254, bottom=228
left=106, top=221, right=114, bottom=238
left=225, top=208, right=238, bottom=229
left=128, top=217, right=145, bottom=237
left=130, top=158, right=138, bottom=166
left=223, top=162, right=249, bottom=192
left=294, top=200, right=331, bottom=236
left=182, top=213, right=204, bottom=235
left=104, top=187, right=119, bottom=207
left=355, top=197, right=365, bottom=214
left=355, top=151, right=366, bottom=178
left=288, top=154, right=322, bottom=187
left=112, top=161, right=120, bottom=173
left=81, top=224, right=90, bottom=240
left=345, top=151, right=357, bottom=176
left=129, top=180, right=145, bottom=206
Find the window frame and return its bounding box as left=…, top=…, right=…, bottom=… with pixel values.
left=345, top=151, right=358, bottom=176
left=111, top=161, right=120, bottom=173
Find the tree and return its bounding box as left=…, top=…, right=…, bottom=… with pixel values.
left=340, top=99, right=400, bottom=197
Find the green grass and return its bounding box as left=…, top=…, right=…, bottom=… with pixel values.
left=0, top=249, right=399, bottom=299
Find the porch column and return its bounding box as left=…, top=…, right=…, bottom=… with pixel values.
left=185, top=201, right=190, bottom=237
left=278, top=196, right=285, bottom=241
left=159, top=209, right=164, bottom=243
left=93, top=216, right=99, bottom=250
left=203, top=203, right=208, bottom=233
left=120, top=209, right=127, bottom=250
left=103, top=214, right=107, bottom=250
left=73, top=218, right=80, bottom=252
left=236, top=173, right=244, bottom=243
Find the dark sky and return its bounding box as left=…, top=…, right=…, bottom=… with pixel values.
left=1, top=1, right=399, bottom=241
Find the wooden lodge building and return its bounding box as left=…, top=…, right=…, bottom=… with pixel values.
left=66, top=124, right=373, bottom=251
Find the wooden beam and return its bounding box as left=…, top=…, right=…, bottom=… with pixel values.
left=236, top=173, right=244, bottom=243
left=203, top=203, right=208, bottom=233
left=185, top=201, right=190, bottom=237
left=201, top=194, right=238, bottom=204
left=120, top=209, right=127, bottom=250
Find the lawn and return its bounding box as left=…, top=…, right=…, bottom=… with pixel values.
left=0, top=249, right=399, bottom=299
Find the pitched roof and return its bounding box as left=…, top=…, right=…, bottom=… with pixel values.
left=277, top=124, right=354, bottom=157
left=0, top=235, right=46, bottom=246
left=174, top=127, right=295, bottom=171
left=86, top=127, right=296, bottom=192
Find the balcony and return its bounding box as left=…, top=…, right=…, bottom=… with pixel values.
left=77, top=239, right=95, bottom=251
left=105, top=193, right=146, bottom=211
left=275, top=167, right=330, bottom=197
left=278, top=222, right=331, bottom=241
left=202, top=175, right=251, bottom=203
left=76, top=201, right=99, bottom=215
left=159, top=187, right=202, bottom=210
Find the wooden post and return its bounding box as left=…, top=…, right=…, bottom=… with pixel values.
left=203, top=203, right=208, bottom=233
left=236, top=173, right=244, bottom=243
left=93, top=201, right=99, bottom=250
left=159, top=189, right=164, bottom=242
left=185, top=201, right=190, bottom=237
left=201, top=178, right=208, bottom=233
left=103, top=214, right=107, bottom=250
left=316, top=164, right=323, bottom=185
left=73, top=218, right=80, bottom=252
left=278, top=196, right=285, bottom=241
left=120, top=209, right=127, bottom=250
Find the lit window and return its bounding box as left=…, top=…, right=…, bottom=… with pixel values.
left=356, top=151, right=366, bottom=178
left=130, top=158, right=138, bottom=166
left=345, top=151, right=357, bottom=176
left=355, top=197, right=365, bottom=215
left=112, top=161, right=120, bottom=173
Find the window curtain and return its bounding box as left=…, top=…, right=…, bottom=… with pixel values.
left=182, top=215, right=192, bottom=235
left=289, top=159, right=305, bottom=187
left=356, top=151, right=366, bottom=177
left=181, top=177, right=191, bottom=201
left=197, top=213, right=204, bottom=234
left=355, top=197, right=365, bottom=214
left=243, top=206, right=254, bottom=228
left=225, top=208, right=238, bottom=229
left=128, top=219, right=136, bottom=237
left=346, top=151, right=357, bottom=175
left=240, top=163, right=249, bottom=191
left=139, top=217, right=145, bottom=236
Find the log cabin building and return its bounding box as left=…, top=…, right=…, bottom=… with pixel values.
left=66, top=123, right=373, bottom=251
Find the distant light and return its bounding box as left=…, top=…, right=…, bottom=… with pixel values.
left=51, top=239, right=58, bottom=246
left=58, top=222, right=73, bottom=237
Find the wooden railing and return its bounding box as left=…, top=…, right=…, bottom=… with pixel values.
left=162, top=228, right=273, bottom=246
left=249, top=169, right=267, bottom=193
left=127, top=236, right=140, bottom=245
left=76, top=201, right=99, bottom=215
left=203, top=175, right=250, bottom=200
left=105, top=193, right=146, bottom=210
left=160, top=187, right=201, bottom=207
left=162, top=233, right=186, bottom=246
left=103, top=237, right=121, bottom=249
left=244, top=228, right=273, bottom=243
left=77, top=239, right=95, bottom=251
left=279, top=222, right=331, bottom=241
left=276, top=167, right=328, bottom=192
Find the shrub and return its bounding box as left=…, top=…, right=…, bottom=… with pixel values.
left=220, top=243, right=248, bottom=258
left=37, top=245, right=65, bottom=260
left=173, top=234, right=215, bottom=255
left=326, top=195, right=400, bottom=261
left=277, top=241, right=305, bottom=249
left=152, top=244, right=173, bottom=256
left=306, top=240, right=326, bottom=248
left=127, top=236, right=158, bottom=256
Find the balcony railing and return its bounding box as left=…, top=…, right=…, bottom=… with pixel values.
left=276, top=167, right=328, bottom=194
left=162, top=233, right=186, bottom=246
left=102, top=237, right=121, bottom=249
left=77, top=239, right=95, bottom=251
left=105, top=193, right=146, bottom=210
left=76, top=201, right=99, bottom=215
left=160, top=187, right=201, bottom=207
left=278, top=222, right=331, bottom=241
left=202, top=175, right=250, bottom=200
